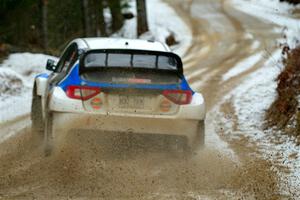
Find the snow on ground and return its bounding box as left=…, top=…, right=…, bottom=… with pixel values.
left=0, top=53, right=56, bottom=85
left=116, top=0, right=192, bottom=56
left=0, top=53, right=57, bottom=123
left=0, top=67, right=24, bottom=96
left=231, top=0, right=300, bottom=48
left=217, top=0, right=300, bottom=196
left=251, top=40, right=260, bottom=50
left=222, top=51, right=264, bottom=81
left=222, top=49, right=282, bottom=138
left=216, top=48, right=300, bottom=197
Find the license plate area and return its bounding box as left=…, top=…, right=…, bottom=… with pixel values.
left=118, top=95, right=145, bottom=109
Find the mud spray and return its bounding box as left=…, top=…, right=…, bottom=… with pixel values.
left=0, top=124, right=281, bottom=200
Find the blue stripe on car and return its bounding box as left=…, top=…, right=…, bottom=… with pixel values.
left=58, top=64, right=194, bottom=93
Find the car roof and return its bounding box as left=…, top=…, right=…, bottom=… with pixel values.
left=73, top=37, right=170, bottom=52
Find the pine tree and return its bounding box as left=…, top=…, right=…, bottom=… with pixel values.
left=90, top=0, right=107, bottom=36
left=40, top=0, right=48, bottom=49
left=82, top=0, right=92, bottom=36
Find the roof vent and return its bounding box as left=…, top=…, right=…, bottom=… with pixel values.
left=147, top=39, right=155, bottom=43
left=125, top=41, right=129, bottom=46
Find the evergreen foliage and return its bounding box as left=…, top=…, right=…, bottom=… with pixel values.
left=0, top=0, right=147, bottom=53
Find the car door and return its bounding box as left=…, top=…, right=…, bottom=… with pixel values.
left=44, top=43, right=79, bottom=111
left=49, top=43, right=78, bottom=86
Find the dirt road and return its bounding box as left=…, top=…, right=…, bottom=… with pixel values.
left=0, top=0, right=293, bottom=199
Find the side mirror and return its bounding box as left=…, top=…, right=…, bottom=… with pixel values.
left=46, top=59, right=57, bottom=72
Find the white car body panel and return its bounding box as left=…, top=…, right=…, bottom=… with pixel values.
left=73, top=38, right=170, bottom=52
left=47, top=86, right=205, bottom=146
left=48, top=87, right=205, bottom=120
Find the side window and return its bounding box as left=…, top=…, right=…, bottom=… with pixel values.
left=56, top=43, right=78, bottom=73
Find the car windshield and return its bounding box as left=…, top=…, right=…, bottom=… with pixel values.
left=84, top=52, right=178, bottom=70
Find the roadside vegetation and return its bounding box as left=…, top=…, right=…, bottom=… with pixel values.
left=280, top=0, right=300, bottom=4
left=263, top=0, right=300, bottom=144
left=266, top=45, right=300, bottom=143
left=0, top=0, right=156, bottom=56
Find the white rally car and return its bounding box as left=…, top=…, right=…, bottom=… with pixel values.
left=31, top=38, right=206, bottom=155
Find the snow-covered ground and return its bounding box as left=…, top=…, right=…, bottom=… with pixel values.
left=0, top=54, right=57, bottom=123
left=214, top=0, right=300, bottom=196
left=222, top=51, right=264, bottom=81
left=0, top=0, right=191, bottom=124
left=231, top=0, right=300, bottom=48
left=213, top=49, right=300, bottom=195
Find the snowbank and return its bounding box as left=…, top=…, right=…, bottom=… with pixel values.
left=0, top=53, right=57, bottom=123
left=0, top=53, right=56, bottom=85
left=0, top=67, right=24, bottom=97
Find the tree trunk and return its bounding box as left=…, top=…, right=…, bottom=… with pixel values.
left=98, top=0, right=107, bottom=36
left=41, top=0, right=48, bottom=49
left=108, top=0, right=124, bottom=33
left=92, top=0, right=100, bottom=36
left=92, top=0, right=107, bottom=36
left=82, top=0, right=92, bottom=36
left=136, top=0, right=149, bottom=36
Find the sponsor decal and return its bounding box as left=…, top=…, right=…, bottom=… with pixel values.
left=112, top=77, right=152, bottom=84
left=160, top=99, right=171, bottom=112
left=128, top=78, right=151, bottom=84
left=90, top=97, right=102, bottom=110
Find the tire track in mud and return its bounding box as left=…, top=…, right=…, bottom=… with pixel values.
left=169, top=0, right=280, bottom=109
left=0, top=127, right=280, bottom=199
left=0, top=0, right=286, bottom=199
left=168, top=0, right=286, bottom=199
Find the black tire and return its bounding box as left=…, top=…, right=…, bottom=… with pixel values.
left=44, top=112, right=54, bottom=156
left=31, top=91, right=44, bottom=137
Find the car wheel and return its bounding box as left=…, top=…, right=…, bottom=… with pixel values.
left=31, top=93, right=44, bottom=137
left=44, top=112, right=54, bottom=156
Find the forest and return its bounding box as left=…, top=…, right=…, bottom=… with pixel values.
left=0, top=0, right=149, bottom=55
